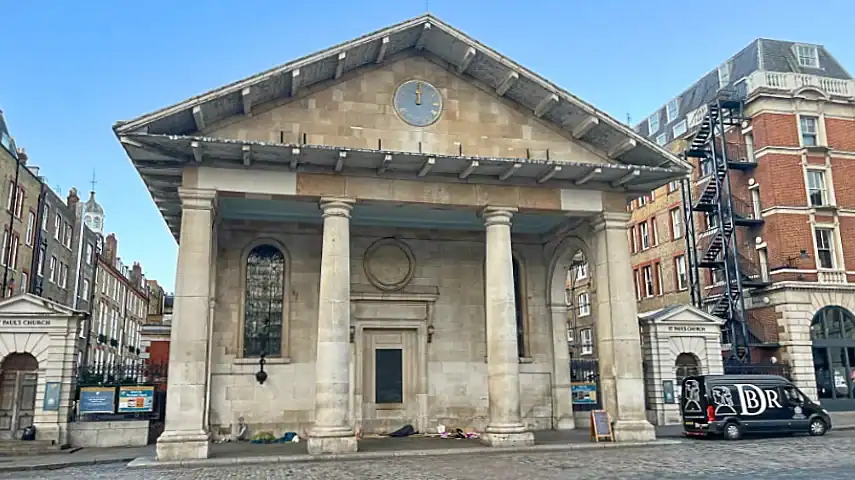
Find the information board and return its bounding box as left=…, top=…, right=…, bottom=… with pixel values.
left=589, top=409, right=614, bottom=442
left=117, top=386, right=155, bottom=413
left=571, top=382, right=598, bottom=405
left=43, top=382, right=60, bottom=411
left=662, top=380, right=675, bottom=404
left=79, top=386, right=116, bottom=414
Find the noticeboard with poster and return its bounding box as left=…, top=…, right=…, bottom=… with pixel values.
left=571, top=382, right=598, bottom=405
left=79, top=386, right=116, bottom=414
left=117, top=386, right=155, bottom=413
left=589, top=409, right=614, bottom=442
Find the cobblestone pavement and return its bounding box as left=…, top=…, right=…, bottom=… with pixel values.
left=4, top=432, right=855, bottom=479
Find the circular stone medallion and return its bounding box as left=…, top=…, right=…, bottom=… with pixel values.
left=363, top=238, right=415, bottom=291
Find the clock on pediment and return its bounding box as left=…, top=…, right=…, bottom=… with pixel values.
left=393, top=80, right=443, bottom=127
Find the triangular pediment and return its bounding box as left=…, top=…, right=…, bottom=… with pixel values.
left=638, top=304, right=725, bottom=326
left=114, top=14, right=689, bottom=174
left=0, top=294, right=81, bottom=317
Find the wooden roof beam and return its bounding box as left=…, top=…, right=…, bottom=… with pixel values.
left=537, top=165, right=562, bottom=184
left=609, top=138, right=637, bottom=159
left=291, top=69, right=302, bottom=97
left=457, top=47, right=476, bottom=75
left=376, top=36, right=390, bottom=63
left=242, top=145, right=252, bottom=166
left=458, top=160, right=478, bottom=179
left=335, top=52, right=347, bottom=80
left=498, top=163, right=522, bottom=181
left=415, top=23, right=431, bottom=50
left=191, top=106, right=205, bottom=131
left=572, top=116, right=599, bottom=139
left=534, top=94, right=558, bottom=118
left=611, top=169, right=640, bottom=188
left=241, top=87, right=254, bottom=116
left=575, top=167, right=601, bottom=185
left=496, top=71, right=518, bottom=96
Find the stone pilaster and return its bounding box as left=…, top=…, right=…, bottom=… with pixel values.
left=307, top=198, right=358, bottom=455
left=550, top=305, right=575, bottom=430
left=480, top=206, right=534, bottom=447
left=591, top=212, right=655, bottom=441
left=156, top=187, right=216, bottom=461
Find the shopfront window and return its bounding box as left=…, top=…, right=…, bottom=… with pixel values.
left=811, top=306, right=855, bottom=407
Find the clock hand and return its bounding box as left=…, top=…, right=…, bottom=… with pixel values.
left=416, top=82, right=422, bottom=105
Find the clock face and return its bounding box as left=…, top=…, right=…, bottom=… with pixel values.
left=393, top=80, right=443, bottom=127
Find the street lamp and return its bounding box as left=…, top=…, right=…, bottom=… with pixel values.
left=255, top=352, right=268, bottom=385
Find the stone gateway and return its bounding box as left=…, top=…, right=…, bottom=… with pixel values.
left=114, top=15, right=691, bottom=461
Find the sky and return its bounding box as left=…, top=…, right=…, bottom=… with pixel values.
left=1, top=0, right=853, bottom=292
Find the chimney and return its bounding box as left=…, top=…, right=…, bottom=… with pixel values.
left=67, top=187, right=80, bottom=212
left=105, top=233, right=118, bottom=266
left=131, top=262, right=143, bottom=288
left=16, top=148, right=27, bottom=165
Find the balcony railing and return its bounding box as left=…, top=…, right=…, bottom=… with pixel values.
left=818, top=270, right=847, bottom=284
left=743, top=71, right=855, bottom=98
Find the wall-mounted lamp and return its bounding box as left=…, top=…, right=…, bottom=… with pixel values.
left=255, top=352, right=268, bottom=385
left=349, top=326, right=356, bottom=343
left=784, top=249, right=810, bottom=268
left=427, top=325, right=435, bottom=343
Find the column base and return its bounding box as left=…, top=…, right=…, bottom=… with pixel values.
left=307, top=434, right=358, bottom=455
left=156, top=430, right=210, bottom=461
left=612, top=419, right=656, bottom=442
left=555, top=415, right=576, bottom=430
left=480, top=430, right=535, bottom=447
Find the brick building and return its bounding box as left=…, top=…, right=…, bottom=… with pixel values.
left=631, top=39, right=855, bottom=409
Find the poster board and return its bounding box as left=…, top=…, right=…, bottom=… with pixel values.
left=117, top=386, right=155, bottom=413
left=79, top=386, right=116, bottom=414
left=589, top=410, right=614, bottom=442
left=571, top=382, right=598, bottom=405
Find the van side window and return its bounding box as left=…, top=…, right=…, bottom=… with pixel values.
left=783, top=386, right=803, bottom=405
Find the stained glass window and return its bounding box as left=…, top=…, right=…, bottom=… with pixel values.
left=243, top=245, right=285, bottom=357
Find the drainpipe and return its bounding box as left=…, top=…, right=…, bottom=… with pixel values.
left=203, top=218, right=218, bottom=431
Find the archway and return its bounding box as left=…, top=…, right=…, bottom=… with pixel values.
left=810, top=306, right=855, bottom=409
left=674, top=352, right=701, bottom=385
left=0, top=353, right=39, bottom=439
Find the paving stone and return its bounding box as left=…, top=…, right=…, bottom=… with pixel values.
left=4, top=432, right=855, bottom=479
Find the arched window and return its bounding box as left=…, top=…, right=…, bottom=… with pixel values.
left=675, top=353, right=700, bottom=385
left=811, top=306, right=855, bottom=341
left=243, top=244, right=285, bottom=358
left=512, top=256, right=525, bottom=358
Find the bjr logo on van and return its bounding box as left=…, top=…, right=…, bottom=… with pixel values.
left=733, top=384, right=783, bottom=416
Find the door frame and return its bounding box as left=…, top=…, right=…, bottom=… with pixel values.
left=352, top=320, right=428, bottom=434
left=0, top=368, right=39, bottom=440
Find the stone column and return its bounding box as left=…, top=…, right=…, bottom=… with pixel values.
left=156, top=187, right=216, bottom=461
left=550, top=305, right=575, bottom=429
left=480, top=207, right=535, bottom=447
left=591, top=212, right=655, bottom=441
left=307, top=198, right=358, bottom=455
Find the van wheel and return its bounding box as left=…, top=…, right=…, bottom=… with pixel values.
left=809, top=418, right=827, bottom=436
left=723, top=422, right=742, bottom=441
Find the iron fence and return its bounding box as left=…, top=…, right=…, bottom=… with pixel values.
left=76, top=361, right=168, bottom=388
left=570, top=358, right=600, bottom=411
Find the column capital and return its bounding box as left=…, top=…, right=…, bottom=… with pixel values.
left=590, top=211, right=631, bottom=232
left=177, top=187, right=217, bottom=211
left=319, top=197, right=355, bottom=218
left=481, top=206, right=517, bottom=227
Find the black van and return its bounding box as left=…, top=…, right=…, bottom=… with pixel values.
left=680, top=374, right=832, bottom=440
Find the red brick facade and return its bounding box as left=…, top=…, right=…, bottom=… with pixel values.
left=147, top=340, right=170, bottom=365
left=631, top=101, right=855, bottom=345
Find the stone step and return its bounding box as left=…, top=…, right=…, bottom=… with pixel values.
left=0, top=441, right=67, bottom=456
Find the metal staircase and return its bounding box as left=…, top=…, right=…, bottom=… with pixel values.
left=680, top=92, right=769, bottom=362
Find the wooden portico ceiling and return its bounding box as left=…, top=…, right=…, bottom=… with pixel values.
left=113, top=14, right=690, bottom=238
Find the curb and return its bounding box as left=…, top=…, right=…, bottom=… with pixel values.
left=0, top=457, right=136, bottom=473
left=127, top=439, right=684, bottom=470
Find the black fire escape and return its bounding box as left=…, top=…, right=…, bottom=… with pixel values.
left=680, top=91, right=769, bottom=363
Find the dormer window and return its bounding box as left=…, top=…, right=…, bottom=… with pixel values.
left=795, top=44, right=819, bottom=68
left=717, top=62, right=731, bottom=88
left=648, top=114, right=660, bottom=134
left=666, top=99, right=679, bottom=123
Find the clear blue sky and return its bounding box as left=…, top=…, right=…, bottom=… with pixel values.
left=2, top=0, right=853, bottom=292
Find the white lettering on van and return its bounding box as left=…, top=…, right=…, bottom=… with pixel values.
left=765, top=389, right=783, bottom=409
left=737, top=384, right=765, bottom=415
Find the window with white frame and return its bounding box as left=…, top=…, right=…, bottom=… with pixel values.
left=54, top=214, right=61, bottom=240
left=656, top=263, right=664, bottom=296
left=573, top=262, right=588, bottom=281
left=49, top=256, right=57, bottom=283
left=629, top=228, right=637, bottom=253
left=806, top=169, right=828, bottom=206
left=675, top=255, right=688, bottom=291
left=634, top=269, right=642, bottom=300
left=671, top=208, right=683, bottom=239
left=580, top=328, right=594, bottom=355
left=718, top=62, right=732, bottom=87
left=640, top=222, right=650, bottom=250
left=672, top=120, right=688, bottom=138
left=795, top=44, right=819, bottom=68
left=82, top=279, right=90, bottom=300
left=651, top=218, right=659, bottom=246
left=20, top=271, right=28, bottom=294
left=815, top=228, right=836, bottom=269
left=799, top=116, right=819, bottom=146
left=25, top=212, right=34, bottom=246
left=643, top=265, right=654, bottom=298
left=706, top=212, right=719, bottom=230
left=648, top=114, right=661, bottom=134
left=656, top=133, right=668, bottom=146
left=567, top=328, right=574, bottom=344
left=638, top=196, right=647, bottom=207
left=666, top=98, right=679, bottom=123
left=578, top=292, right=591, bottom=317
left=668, top=180, right=681, bottom=193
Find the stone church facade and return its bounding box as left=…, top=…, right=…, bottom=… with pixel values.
left=114, top=15, right=691, bottom=461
